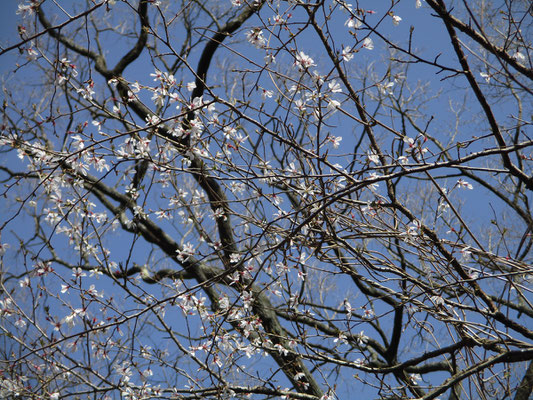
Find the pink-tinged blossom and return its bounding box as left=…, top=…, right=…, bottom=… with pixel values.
left=246, top=28, right=266, bottom=48
left=362, top=37, right=374, bottom=50
left=456, top=179, right=473, bottom=190
left=342, top=47, right=354, bottom=62
left=86, top=284, right=102, bottom=298
left=14, top=316, right=27, bottom=329
left=468, top=269, right=479, bottom=279
left=212, top=354, right=223, bottom=368
left=354, top=358, right=364, bottom=367
left=0, top=242, right=10, bottom=256
left=327, top=99, right=341, bottom=113
left=333, top=333, right=348, bottom=344
left=62, top=308, right=86, bottom=328
left=379, top=81, right=394, bottom=95
left=343, top=299, right=353, bottom=318
left=275, top=343, right=289, bottom=356
left=294, top=99, right=306, bottom=113
left=168, top=91, right=180, bottom=103
left=261, top=88, right=273, bottom=100
left=294, top=372, right=309, bottom=390
left=151, top=88, right=166, bottom=106
left=328, top=80, right=342, bottom=93
left=212, top=207, right=227, bottom=221
left=276, top=262, right=289, bottom=275
left=186, top=81, right=196, bottom=92
left=294, top=51, right=316, bottom=71
left=297, top=269, right=306, bottom=281
left=77, top=81, right=95, bottom=100
left=187, top=118, right=203, bottom=136
left=91, top=120, right=103, bottom=132
left=35, top=261, right=53, bottom=276
left=480, top=72, right=491, bottom=83
left=241, top=291, right=253, bottom=309
left=218, top=296, right=230, bottom=311
left=403, top=219, right=421, bottom=238
left=72, top=267, right=87, bottom=280
left=0, top=297, right=14, bottom=316
left=86, top=154, right=110, bottom=172
left=345, top=16, right=362, bottom=29
left=19, top=277, right=30, bottom=288
left=26, top=45, right=38, bottom=60
left=126, top=90, right=136, bottom=102
left=512, top=51, right=526, bottom=63
left=223, top=126, right=237, bottom=139
left=59, top=58, right=78, bottom=80
left=357, top=331, right=368, bottom=345
left=150, top=69, right=163, bottom=81
left=230, top=253, right=241, bottom=264
left=392, top=15, right=402, bottom=25
left=273, top=15, right=285, bottom=25
left=146, top=114, right=161, bottom=126
left=320, top=392, right=335, bottom=400
left=155, top=210, right=173, bottom=220
left=176, top=242, right=194, bottom=262
left=460, top=246, right=472, bottom=259
left=367, top=151, right=379, bottom=164
left=264, top=54, right=276, bottom=65
left=17, top=3, right=36, bottom=17
left=398, top=155, right=408, bottom=164
left=239, top=319, right=256, bottom=338
left=131, top=81, right=141, bottom=93
left=228, top=271, right=241, bottom=285
left=231, top=0, right=243, bottom=6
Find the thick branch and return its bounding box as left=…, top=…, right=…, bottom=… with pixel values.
left=112, top=0, right=149, bottom=76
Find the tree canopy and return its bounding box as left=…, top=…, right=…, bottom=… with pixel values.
left=0, top=1, right=532, bottom=399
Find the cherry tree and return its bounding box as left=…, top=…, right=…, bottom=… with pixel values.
left=1, top=0, right=532, bottom=399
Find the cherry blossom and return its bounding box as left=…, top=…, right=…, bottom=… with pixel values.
left=246, top=28, right=266, bottom=48
left=145, top=114, right=161, bottom=126
left=345, top=16, right=362, bottom=29
left=261, top=88, right=273, bottom=100
left=341, top=46, right=354, bottom=62
left=480, top=71, right=491, bottom=83
left=294, top=51, right=316, bottom=71
left=0, top=242, right=10, bottom=256
left=362, top=37, right=374, bottom=50
left=327, top=99, right=341, bottom=113
left=230, top=253, right=242, bottom=263
left=392, top=15, right=402, bottom=25
left=456, top=179, right=473, bottom=190
left=176, top=242, right=195, bottom=261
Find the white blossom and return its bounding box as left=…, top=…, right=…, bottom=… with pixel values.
left=294, top=51, right=316, bottom=71
left=480, top=72, right=491, bottom=83
left=246, top=28, right=266, bottom=48
left=456, top=179, right=473, bottom=190
left=362, top=37, right=374, bottom=50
